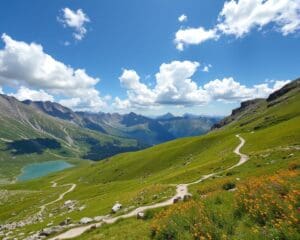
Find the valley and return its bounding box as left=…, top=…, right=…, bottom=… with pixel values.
left=0, top=79, right=299, bottom=240
left=0, top=94, right=218, bottom=182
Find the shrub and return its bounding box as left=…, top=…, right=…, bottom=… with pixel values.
left=150, top=200, right=227, bottom=240
left=235, top=170, right=300, bottom=239
left=222, top=182, right=236, bottom=191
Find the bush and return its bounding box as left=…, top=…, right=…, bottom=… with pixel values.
left=222, top=182, right=236, bottom=191
left=235, top=170, right=300, bottom=239
left=150, top=200, right=227, bottom=240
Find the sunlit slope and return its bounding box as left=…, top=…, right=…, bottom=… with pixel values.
left=74, top=80, right=300, bottom=240
left=0, top=79, right=299, bottom=239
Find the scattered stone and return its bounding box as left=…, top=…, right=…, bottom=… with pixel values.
left=137, top=212, right=145, bottom=219
left=39, top=226, right=62, bottom=236
left=111, top=202, right=122, bottom=213
left=78, top=205, right=86, bottom=211
left=79, top=217, right=93, bottom=224
left=59, top=217, right=72, bottom=226
left=183, top=194, right=192, bottom=201
left=64, top=200, right=73, bottom=206
left=173, top=196, right=181, bottom=204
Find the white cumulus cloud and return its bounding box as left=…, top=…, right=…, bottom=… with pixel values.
left=9, top=86, right=54, bottom=102
left=174, top=0, right=300, bottom=50
left=178, top=14, right=188, bottom=22
left=0, top=34, right=105, bottom=111
left=217, top=0, right=300, bottom=37
left=175, top=27, right=218, bottom=51
left=115, top=60, right=290, bottom=109
left=58, top=7, right=90, bottom=40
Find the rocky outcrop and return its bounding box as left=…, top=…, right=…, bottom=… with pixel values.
left=212, top=99, right=265, bottom=129
left=267, top=78, right=300, bottom=102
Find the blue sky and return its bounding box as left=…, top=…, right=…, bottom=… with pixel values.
left=0, top=0, right=299, bottom=116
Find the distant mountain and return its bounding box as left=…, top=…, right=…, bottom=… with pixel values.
left=22, top=100, right=219, bottom=145
left=156, top=112, right=175, bottom=120
left=0, top=94, right=140, bottom=171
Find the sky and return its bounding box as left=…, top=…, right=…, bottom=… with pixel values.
left=0, top=0, right=299, bottom=116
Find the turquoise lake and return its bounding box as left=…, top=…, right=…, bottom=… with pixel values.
left=18, top=160, right=73, bottom=181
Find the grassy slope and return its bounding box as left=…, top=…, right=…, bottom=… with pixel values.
left=0, top=97, right=137, bottom=181
left=0, top=82, right=299, bottom=239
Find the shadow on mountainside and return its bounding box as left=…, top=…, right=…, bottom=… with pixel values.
left=6, top=138, right=61, bottom=155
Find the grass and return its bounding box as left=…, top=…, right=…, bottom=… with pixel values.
left=0, top=80, right=299, bottom=239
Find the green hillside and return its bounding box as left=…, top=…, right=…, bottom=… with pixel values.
left=0, top=79, right=299, bottom=239
left=0, top=94, right=139, bottom=182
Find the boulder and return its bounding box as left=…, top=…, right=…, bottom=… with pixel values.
left=183, top=194, right=192, bottom=201
left=79, top=217, right=93, bottom=224
left=137, top=212, right=145, bottom=219
left=39, top=226, right=62, bottom=236
left=173, top=196, right=181, bottom=204
left=59, top=217, right=72, bottom=226
left=111, top=203, right=122, bottom=213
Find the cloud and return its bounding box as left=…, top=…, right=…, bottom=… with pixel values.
left=175, top=27, right=218, bottom=51
left=113, top=97, right=131, bottom=109
left=58, top=7, right=90, bottom=40
left=0, top=34, right=105, bottom=111
left=174, top=0, right=300, bottom=50
left=119, top=69, right=156, bottom=107
left=202, top=64, right=212, bottom=72
left=178, top=14, right=188, bottom=22
left=0, top=86, right=3, bottom=94
left=9, top=86, right=54, bottom=102
left=217, top=0, right=300, bottom=37
left=203, top=78, right=290, bottom=101
left=115, top=60, right=290, bottom=109
left=154, top=61, right=208, bottom=105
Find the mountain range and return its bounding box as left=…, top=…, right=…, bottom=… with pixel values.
left=22, top=99, right=221, bottom=146
left=0, top=94, right=220, bottom=179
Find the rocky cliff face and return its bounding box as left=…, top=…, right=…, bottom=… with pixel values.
left=267, top=78, right=300, bottom=102
left=212, top=78, right=300, bottom=130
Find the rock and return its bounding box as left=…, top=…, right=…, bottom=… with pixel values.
left=78, top=205, right=85, bottom=211
left=173, top=196, right=181, bottom=204
left=64, top=200, right=73, bottom=206
left=111, top=202, right=122, bottom=213
left=39, top=226, right=62, bottom=236
left=183, top=194, right=192, bottom=201
left=79, top=217, right=93, bottom=224
left=59, top=217, right=72, bottom=226
left=94, top=216, right=104, bottom=222
left=137, top=212, right=145, bottom=219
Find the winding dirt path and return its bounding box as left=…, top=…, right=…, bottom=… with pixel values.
left=49, top=134, right=249, bottom=240
left=38, top=182, right=77, bottom=215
